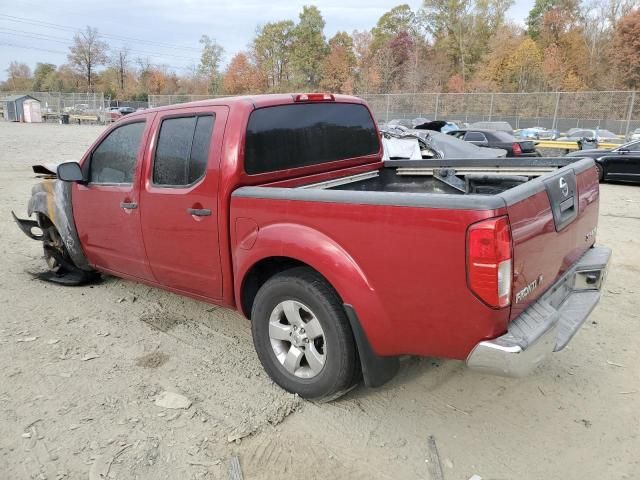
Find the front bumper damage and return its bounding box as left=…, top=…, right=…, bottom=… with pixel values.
left=466, top=246, right=611, bottom=377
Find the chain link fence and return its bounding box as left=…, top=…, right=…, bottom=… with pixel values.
left=149, top=91, right=639, bottom=137
left=4, top=91, right=636, bottom=135
left=0, top=91, right=109, bottom=123
left=148, top=94, right=227, bottom=108
left=360, top=91, right=639, bottom=137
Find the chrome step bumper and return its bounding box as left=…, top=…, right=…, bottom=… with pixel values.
left=466, top=246, right=611, bottom=377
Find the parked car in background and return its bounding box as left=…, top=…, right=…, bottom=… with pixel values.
left=107, top=107, right=123, bottom=122
left=628, top=128, right=640, bottom=141
left=516, top=127, right=559, bottom=140
left=468, top=121, right=514, bottom=135
left=380, top=126, right=507, bottom=159
left=64, top=103, right=89, bottom=114
left=118, top=106, right=136, bottom=115
left=448, top=129, right=540, bottom=157
left=557, top=129, right=622, bottom=144
left=566, top=139, right=640, bottom=183
left=387, top=118, right=414, bottom=129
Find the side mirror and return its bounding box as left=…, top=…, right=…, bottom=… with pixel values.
left=57, top=161, right=85, bottom=183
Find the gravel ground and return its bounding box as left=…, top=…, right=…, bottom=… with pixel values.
left=0, top=122, right=638, bottom=480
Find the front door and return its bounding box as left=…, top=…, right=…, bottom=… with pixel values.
left=73, top=119, right=154, bottom=280
left=139, top=106, right=228, bottom=300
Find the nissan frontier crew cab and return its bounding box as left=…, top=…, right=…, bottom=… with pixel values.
left=13, top=93, right=611, bottom=401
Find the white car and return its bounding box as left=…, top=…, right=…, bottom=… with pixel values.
left=630, top=128, right=640, bottom=141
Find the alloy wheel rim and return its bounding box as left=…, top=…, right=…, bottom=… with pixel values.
left=268, top=300, right=326, bottom=379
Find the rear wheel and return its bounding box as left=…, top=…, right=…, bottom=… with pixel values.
left=595, top=163, right=604, bottom=182
left=251, top=267, right=359, bottom=401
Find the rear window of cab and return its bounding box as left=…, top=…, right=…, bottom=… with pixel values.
left=244, top=103, right=379, bottom=175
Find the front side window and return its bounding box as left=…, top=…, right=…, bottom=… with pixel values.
left=90, top=121, right=146, bottom=184
left=153, top=115, right=214, bottom=186
left=244, top=103, right=379, bottom=175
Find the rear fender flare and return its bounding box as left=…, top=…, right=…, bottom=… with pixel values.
left=234, top=223, right=391, bottom=351
left=27, top=180, right=92, bottom=271
left=234, top=222, right=398, bottom=388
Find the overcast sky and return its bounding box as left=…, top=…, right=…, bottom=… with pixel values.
left=0, top=0, right=534, bottom=82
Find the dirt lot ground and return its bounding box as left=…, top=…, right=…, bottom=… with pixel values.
left=0, top=122, right=639, bottom=480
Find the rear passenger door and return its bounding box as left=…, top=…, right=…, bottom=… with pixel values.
left=139, top=107, right=228, bottom=300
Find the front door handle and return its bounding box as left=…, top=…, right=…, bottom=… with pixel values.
left=120, top=202, right=138, bottom=210
left=187, top=208, right=212, bottom=217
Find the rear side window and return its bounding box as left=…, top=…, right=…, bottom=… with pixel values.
left=90, top=121, right=146, bottom=184
left=244, top=103, right=379, bottom=175
left=465, top=132, right=487, bottom=142
left=153, top=115, right=215, bottom=186
left=492, top=131, right=515, bottom=141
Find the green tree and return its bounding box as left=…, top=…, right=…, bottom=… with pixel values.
left=252, top=20, right=295, bottom=91
left=32, top=63, right=56, bottom=91
left=198, top=35, right=224, bottom=94
left=371, top=4, right=419, bottom=53
left=291, top=6, right=328, bottom=88
left=420, top=0, right=513, bottom=88
left=525, top=0, right=579, bottom=39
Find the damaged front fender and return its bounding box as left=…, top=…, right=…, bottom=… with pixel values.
left=11, top=211, right=44, bottom=240
left=15, top=179, right=92, bottom=272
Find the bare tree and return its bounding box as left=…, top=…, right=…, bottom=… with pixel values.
left=112, top=48, right=130, bottom=91
left=67, top=26, right=109, bottom=91
left=5, top=61, right=32, bottom=90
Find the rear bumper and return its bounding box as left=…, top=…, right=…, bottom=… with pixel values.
left=466, top=246, right=611, bottom=377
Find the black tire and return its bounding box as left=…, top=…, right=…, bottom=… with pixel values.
left=40, top=216, right=76, bottom=274
left=38, top=215, right=98, bottom=284
left=595, top=163, right=604, bottom=182
left=251, top=267, right=359, bottom=401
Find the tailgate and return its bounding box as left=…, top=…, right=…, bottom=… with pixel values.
left=500, top=158, right=600, bottom=320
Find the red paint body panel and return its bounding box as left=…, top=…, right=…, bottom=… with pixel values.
left=73, top=118, right=156, bottom=281
left=230, top=197, right=510, bottom=359
left=507, top=167, right=599, bottom=319
left=138, top=105, right=229, bottom=300
left=68, top=94, right=601, bottom=363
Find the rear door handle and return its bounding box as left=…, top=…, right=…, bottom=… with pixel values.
left=120, top=202, right=138, bottom=210
left=187, top=208, right=212, bottom=217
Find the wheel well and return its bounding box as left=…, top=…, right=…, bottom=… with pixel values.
left=241, top=257, right=327, bottom=319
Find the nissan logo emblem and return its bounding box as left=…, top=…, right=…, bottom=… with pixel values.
left=559, top=177, right=569, bottom=197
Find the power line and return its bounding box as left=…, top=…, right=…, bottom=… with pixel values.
left=0, top=29, right=199, bottom=62
left=0, top=13, right=201, bottom=52
left=0, top=41, right=195, bottom=72
left=0, top=41, right=68, bottom=56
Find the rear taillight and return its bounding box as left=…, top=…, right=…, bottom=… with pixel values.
left=467, top=216, right=512, bottom=308
left=512, top=142, right=522, bottom=155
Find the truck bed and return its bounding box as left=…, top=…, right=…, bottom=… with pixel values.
left=302, top=157, right=580, bottom=196
left=231, top=157, right=599, bottom=359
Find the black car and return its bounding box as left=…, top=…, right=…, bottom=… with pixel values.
left=447, top=129, right=540, bottom=157
left=567, top=140, right=640, bottom=183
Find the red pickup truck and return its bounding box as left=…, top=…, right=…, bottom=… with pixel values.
left=13, top=93, right=611, bottom=401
